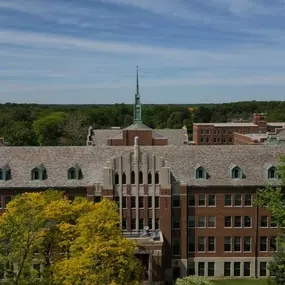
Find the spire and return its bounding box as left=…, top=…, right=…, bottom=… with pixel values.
left=133, top=66, right=142, bottom=123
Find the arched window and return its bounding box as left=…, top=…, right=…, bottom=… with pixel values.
left=139, top=171, right=143, bottom=184
left=115, top=173, right=119, bottom=185
left=131, top=171, right=135, bottom=184
left=155, top=172, right=159, bottom=184
left=267, top=166, right=280, bottom=179
left=122, top=173, right=126, bottom=184
left=148, top=173, right=152, bottom=184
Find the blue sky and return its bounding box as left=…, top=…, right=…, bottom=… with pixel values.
left=1, top=0, right=285, bottom=104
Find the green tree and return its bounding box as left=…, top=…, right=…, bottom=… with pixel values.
left=0, top=191, right=143, bottom=285
left=33, top=112, right=66, bottom=145
left=255, top=156, right=285, bottom=284
left=175, top=276, right=213, bottom=285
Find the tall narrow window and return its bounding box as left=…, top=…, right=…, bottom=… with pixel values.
left=155, top=172, right=159, bottom=184
left=0, top=169, right=2, bottom=180
left=33, top=169, right=39, bottom=180
left=69, top=168, right=76, bottom=180
left=131, top=171, right=135, bottom=184
left=148, top=173, right=152, bottom=184
left=122, top=173, right=126, bottom=184
left=139, top=171, right=143, bottom=184
left=115, top=173, right=119, bottom=185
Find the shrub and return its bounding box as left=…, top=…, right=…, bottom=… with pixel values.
left=175, top=275, right=213, bottom=285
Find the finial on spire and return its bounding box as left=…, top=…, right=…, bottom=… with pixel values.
left=136, top=65, right=139, bottom=96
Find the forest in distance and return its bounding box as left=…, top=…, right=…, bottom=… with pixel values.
left=1, top=100, right=285, bottom=146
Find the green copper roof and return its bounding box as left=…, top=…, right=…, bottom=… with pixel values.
left=133, top=66, right=142, bottom=123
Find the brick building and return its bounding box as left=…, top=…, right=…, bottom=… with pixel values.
left=0, top=73, right=285, bottom=284
left=193, top=113, right=285, bottom=145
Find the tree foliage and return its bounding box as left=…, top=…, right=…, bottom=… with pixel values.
left=175, top=275, right=213, bottom=285
left=255, top=156, right=285, bottom=284
left=0, top=191, right=143, bottom=285
left=1, top=101, right=285, bottom=146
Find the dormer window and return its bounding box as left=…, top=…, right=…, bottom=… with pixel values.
left=229, top=163, right=244, bottom=179
left=195, top=166, right=206, bottom=179
left=231, top=166, right=242, bottom=179
left=267, top=166, right=280, bottom=179
left=67, top=166, right=83, bottom=180
left=0, top=166, right=11, bottom=181
left=31, top=165, right=47, bottom=181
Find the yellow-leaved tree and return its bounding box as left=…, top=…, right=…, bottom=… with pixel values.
left=0, top=191, right=143, bottom=285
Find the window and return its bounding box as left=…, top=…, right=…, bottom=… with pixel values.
left=205, top=129, right=210, bottom=135
left=148, top=196, right=152, bottom=208
left=172, top=217, right=180, bottom=230
left=200, top=130, right=204, bottom=135
left=172, top=196, right=180, bottom=208
left=205, top=137, right=209, bottom=143
left=196, top=167, right=205, bottom=179
left=155, top=172, right=159, bottom=184
left=188, top=194, right=195, bottom=207
left=188, top=262, right=195, bottom=275
left=260, top=236, right=267, bottom=252
left=131, top=219, right=136, bottom=230
left=208, top=216, right=216, bottom=228
left=208, top=237, right=215, bottom=252
left=244, top=237, right=251, bottom=252
left=224, top=237, right=232, bottom=252
left=131, top=197, right=136, bottom=208
left=155, top=197, right=159, bottom=208
left=234, top=262, right=241, bottom=277
left=139, top=197, right=144, bottom=208
left=198, top=216, right=206, bottom=228
left=131, top=171, right=135, bottom=184
left=172, top=238, right=180, bottom=256
left=94, top=196, right=101, bottom=203
left=200, top=138, right=204, bottom=143
left=4, top=196, right=11, bottom=208
left=32, top=168, right=39, bottom=180
left=232, top=167, right=241, bottom=179
left=234, top=216, right=242, bottom=228
left=234, top=194, right=242, bottom=206
left=122, top=218, right=127, bottom=230
left=139, top=171, right=143, bottom=184
left=261, top=216, right=268, bottom=228
left=198, top=262, right=205, bottom=276
left=114, top=196, right=119, bottom=206
left=245, top=194, right=252, bottom=206
left=270, top=236, right=277, bottom=252
left=208, top=195, right=216, bottom=206
left=68, top=168, right=77, bottom=180
left=244, top=216, right=251, bottom=228
left=148, top=173, right=152, bottom=184
left=223, top=138, right=227, bottom=143
left=122, top=173, right=126, bottom=184
left=198, top=194, right=206, bottom=206
left=188, top=216, right=195, bottom=228
left=213, top=137, right=217, bottom=143
left=260, top=262, right=267, bottom=277
left=270, top=217, right=277, bottom=228
left=114, top=173, right=119, bottom=184
left=198, top=237, right=205, bottom=252
left=122, top=197, right=127, bottom=208
left=208, top=262, right=215, bottom=277
left=229, top=137, right=233, bottom=143
left=139, top=218, right=144, bottom=230
left=0, top=169, right=2, bottom=180
left=148, top=218, right=152, bottom=229
left=224, top=216, right=232, bottom=228
left=155, top=218, right=159, bottom=229
left=188, top=236, right=195, bottom=252
left=234, top=236, right=241, bottom=252
left=224, top=262, right=231, bottom=277
left=244, top=262, right=251, bottom=277
left=224, top=194, right=232, bottom=206
left=31, top=166, right=47, bottom=181
left=223, top=130, right=227, bottom=135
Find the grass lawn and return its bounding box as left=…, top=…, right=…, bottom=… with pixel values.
left=213, top=279, right=268, bottom=285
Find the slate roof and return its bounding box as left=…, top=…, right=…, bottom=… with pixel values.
left=91, top=128, right=188, bottom=145
left=0, top=145, right=285, bottom=188
left=194, top=123, right=257, bottom=127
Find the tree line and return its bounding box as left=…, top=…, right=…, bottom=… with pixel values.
left=1, top=101, right=285, bottom=146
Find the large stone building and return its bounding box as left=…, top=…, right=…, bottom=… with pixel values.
left=0, top=73, right=285, bottom=284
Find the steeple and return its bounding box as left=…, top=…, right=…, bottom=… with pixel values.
left=133, top=66, right=142, bottom=123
